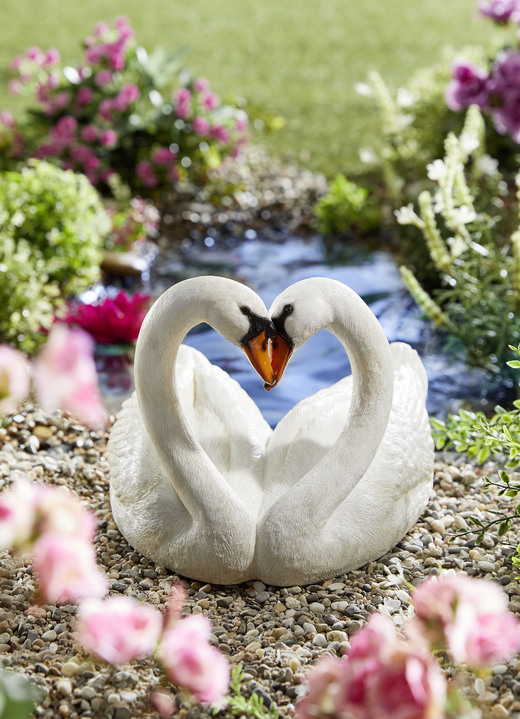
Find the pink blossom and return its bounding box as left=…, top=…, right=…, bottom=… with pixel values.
left=76, top=86, right=94, bottom=106
left=164, top=583, right=188, bottom=628
left=0, top=346, right=31, bottom=415
left=63, top=291, right=151, bottom=345
left=137, top=160, right=159, bottom=187
left=478, top=0, right=520, bottom=22
left=193, top=77, right=210, bottom=93
left=33, top=325, right=107, bottom=430
left=150, top=690, right=177, bottom=718
left=409, top=573, right=520, bottom=668
left=98, top=98, right=115, bottom=121
left=235, top=111, right=249, bottom=133
left=93, top=21, right=110, bottom=38
left=43, top=48, right=61, bottom=67
left=210, top=124, right=230, bottom=144
left=445, top=59, right=490, bottom=111
left=200, top=90, right=219, bottom=111
left=95, top=69, right=113, bottom=87
left=159, top=614, right=230, bottom=704
left=0, top=111, right=15, bottom=128
left=80, top=124, right=98, bottom=142
left=175, top=101, right=191, bottom=120
left=32, top=533, right=107, bottom=604
left=9, top=80, right=22, bottom=96
left=100, top=129, right=117, bottom=147
left=152, top=146, right=175, bottom=165
left=191, top=116, right=210, bottom=136
left=35, top=486, right=97, bottom=541
left=26, top=46, right=45, bottom=64
left=115, top=16, right=134, bottom=41
left=116, top=83, right=140, bottom=111
left=297, top=614, right=446, bottom=719
left=0, top=475, right=38, bottom=552
left=76, top=596, right=162, bottom=664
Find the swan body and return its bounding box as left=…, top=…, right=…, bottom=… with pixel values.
left=108, top=276, right=434, bottom=586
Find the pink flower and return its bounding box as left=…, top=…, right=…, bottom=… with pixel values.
left=409, top=573, right=520, bottom=668
left=297, top=614, right=446, bottom=719
left=43, top=48, right=61, bottom=67
left=191, top=116, right=210, bottom=136
left=64, top=291, right=151, bottom=345
left=95, top=70, right=113, bottom=87
left=76, top=86, right=94, bottom=107
left=210, top=124, right=230, bottom=144
left=33, top=325, right=107, bottom=430
left=0, top=346, right=31, bottom=415
left=478, top=0, right=520, bottom=22
left=136, top=160, right=159, bottom=188
left=116, top=83, right=140, bottom=111
left=200, top=90, right=219, bottom=111
left=159, top=615, right=230, bottom=704
left=35, top=486, right=97, bottom=541
left=150, top=690, right=177, bottom=718
left=80, top=124, right=98, bottom=142
left=152, top=147, right=175, bottom=165
left=32, top=533, right=107, bottom=604
left=193, top=77, right=210, bottom=93
left=0, top=475, right=38, bottom=552
left=100, top=129, right=117, bottom=147
left=164, top=583, right=188, bottom=628
left=76, top=596, right=163, bottom=664
left=445, top=59, right=490, bottom=111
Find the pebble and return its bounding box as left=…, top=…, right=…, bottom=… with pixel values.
left=1, top=407, right=519, bottom=719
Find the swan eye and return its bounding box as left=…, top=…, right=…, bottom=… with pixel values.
left=282, top=304, right=294, bottom=316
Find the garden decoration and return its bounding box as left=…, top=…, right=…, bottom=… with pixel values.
left=108, top=276, right=434, bottom=586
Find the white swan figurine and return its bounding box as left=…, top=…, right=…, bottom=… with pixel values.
left=108, top=275, right=434, bottom=586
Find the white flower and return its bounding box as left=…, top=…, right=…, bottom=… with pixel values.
left=475, top=153, right=499, bottom=177
left=451, top=205, right=477, bottom=227
left=355, top=81, right=372, bottom=97
left=427, top=159, right=447, bottom=182
left=359, top=148, right=376, bottom=164
left=460, top=132, right=480, bottom=156
left=448, top=235, right=469, bottom=259
left=397, top=87, right=415, bottom=107
left=394, top=204, right=423, bottom=227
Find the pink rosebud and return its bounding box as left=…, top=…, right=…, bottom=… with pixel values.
left=297, top=614, right=446, bottom=719
left=76, top=596, right=162, bottom=664
left=150, top=690, right=177, bottom=718
left=116, top=83, right=140, bottom=111
left=9, top=80, right=22, bottom=96
left=33, top=325, right=107, bottom=430
left=32, top=533, right=108, bottom=604
left=152, top=147, right=174, bottom=165
left=210, top=124, right=230, bottom=143
left=115, top=16, right=134, bottom=41
left=26, top=46, right=44, bottom=64
left=164, top=583, right=188, bottom=628
left=94, top=21, right=110, bottom=38
left=445, top=59, right=490, bottom=111
left=35, top=486, right=97, bottom=541
left=159, top=615, right=230, bottom=704
left=478, top=0, right=520, bottom=22
left=0, top=346, right=31, bottom=415
left=191, top=116, right=210, bottom=136
left=409, top=573, right=520, bottom=668
left=136, top=160, right=159, bottom=187
left=98, top=98, right=115, bottom=121
left=0, top=111, right=15, bottom=128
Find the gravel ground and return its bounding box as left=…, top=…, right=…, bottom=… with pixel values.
left=1, top=406, right=520, bottom=719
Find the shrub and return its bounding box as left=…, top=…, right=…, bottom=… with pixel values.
left=0, top=160, right=109, bottom=352
left=5, top=17, right=249, bottom=197
left=313, top=174, right=380, bottom=236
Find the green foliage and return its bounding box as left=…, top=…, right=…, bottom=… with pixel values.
left=0, top=669, right=39, bottom=719
left=224, top=666, right=279, bottom=719
left=397, top=106, right=520, bottom=374
left=314, top=174, right=380, bottom=236
left=0, top=160, right=109, bottom=352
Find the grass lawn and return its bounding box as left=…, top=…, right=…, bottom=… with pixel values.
left=0, top=0, right=494, bottom=177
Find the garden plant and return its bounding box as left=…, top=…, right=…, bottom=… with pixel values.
left=3, top=3, right=520, bottom=719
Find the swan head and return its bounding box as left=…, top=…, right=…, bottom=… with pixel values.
left=268, top=279, right=335, bottom=388
left=204, top=279, right=277, bottom=388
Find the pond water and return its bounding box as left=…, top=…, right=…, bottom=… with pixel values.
left=97, top=231, right=511, bottom=426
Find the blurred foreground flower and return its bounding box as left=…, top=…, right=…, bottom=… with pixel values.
left=296, top=613, right=446, bottom=719
left=76, top=595, right=163, bottom=664
left=408, top=573, right=520, bottom=668
left=64, top=290, right=151, bottom=345
left=33, top=323, right=107, bottom=429
left=0, top=346, right=31, bottom=415
left=0, top=475, right=107, bottom=604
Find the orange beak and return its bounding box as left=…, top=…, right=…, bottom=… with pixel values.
left=266, top=333, right=294, bottom=391
left=242, top=331, right=276, bottom=388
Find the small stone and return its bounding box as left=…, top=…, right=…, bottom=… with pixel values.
left=57, top=679, right=72, bottom=696
left=256, top=591, right=270, bottom=603
left=491, top=705, right=509, bottom=719
left=312, top=633, right=327, bottom=648
left=478, top=561, right=495, bottom=574
left=62, top=662, right=80, bottom=677
left=216, top=596, right=232, bottom=608
left=81, top=686, right=97, bottom=701
left=114, top=707, right=133, bottom=719
left=42, top=629, right=57, bottom=642
left=33, top=425, right=53, bottom=440
left=308, top=602, right=325, bottom=614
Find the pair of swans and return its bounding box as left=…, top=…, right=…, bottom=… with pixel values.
left=108, top=276, right=433, bottom=586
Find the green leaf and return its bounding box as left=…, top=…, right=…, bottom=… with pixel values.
left=498, top=520, right=511, bottom=536
left=499, top=470, right=511, bottom=484
left=506, top=489, right=520, bottom=497
left=476, top=446, right=490, bottom=464
left=506, top=360, right=520, bottom=368
left=476, top=532, right=485, bottom=545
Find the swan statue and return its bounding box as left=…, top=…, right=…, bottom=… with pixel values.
left=108, top=275, right=434, bottom=586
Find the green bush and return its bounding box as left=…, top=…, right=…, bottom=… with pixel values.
left=314, top=174, right=380, bottom=236
left=0, top=161, right=109, bottom=352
